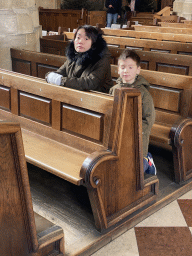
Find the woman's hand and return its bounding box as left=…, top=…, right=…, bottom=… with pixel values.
left=109, top=5, right=113, bottom=8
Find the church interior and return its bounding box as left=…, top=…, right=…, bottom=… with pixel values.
left=0, top=0, right=192, bottom=255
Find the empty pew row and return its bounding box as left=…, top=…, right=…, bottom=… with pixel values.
left=0, top=122, right=64, bottom=256
left=132, top=25, right=192, bottom=35
left=0, top=68, right=159, bottom=232
left=64, top=32, right=192, bottom=55
left=10, top=48, right=192, bottom=184
left=102, top=28, right=192, bottom=43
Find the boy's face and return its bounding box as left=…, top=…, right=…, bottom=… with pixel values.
left=118, top=58, right=140, bottom=84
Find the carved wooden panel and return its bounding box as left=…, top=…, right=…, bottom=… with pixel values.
left=88, top=11, right=106, bottom=26
left=150, top=86, right=181, bottom=113
left=62, top=104, right=103, bottom=141
left=19, top=92, right=51, bottom=125
left=140, top=61, right=149, bottom=70
left=12, top=59, right=31, bottom=76
left=37, top=64, right=58, bottom=79
left=156, top=63, right=188, bottom=76
left=126, top=46, right=144, bottom=51
left=0, top=133, right=31, bottom=255
left=151, top=49, right=170, bottom=53
left=0, top=85, right=11, bottom=111
left=178, top=51, right=192, bottom=56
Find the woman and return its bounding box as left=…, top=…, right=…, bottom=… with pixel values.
left=46, top=25, right=113, bottom=93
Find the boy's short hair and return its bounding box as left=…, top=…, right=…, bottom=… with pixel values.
left=118, top=49, right=140, bottom=67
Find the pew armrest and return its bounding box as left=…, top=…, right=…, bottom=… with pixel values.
left=170, top=117, right=192, bottom=183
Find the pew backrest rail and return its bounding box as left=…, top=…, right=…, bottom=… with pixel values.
left=102, top=28, right=192, bottom=43
left=159, top=22, right=192, bottom=28
left=132, top=25, right=192, bottom=34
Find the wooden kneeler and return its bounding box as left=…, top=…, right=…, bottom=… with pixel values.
left=0, top=122, right=64, bottom=256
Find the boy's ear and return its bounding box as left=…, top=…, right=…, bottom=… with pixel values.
left=137, top=66, right=141, bottom=75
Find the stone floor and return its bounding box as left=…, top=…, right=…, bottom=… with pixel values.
left=91, top=190, right=192, bottom=256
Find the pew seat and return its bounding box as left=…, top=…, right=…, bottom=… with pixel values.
left=22, top=129, right=87, bottom=185
left=0, top=122, right=64, bottom=256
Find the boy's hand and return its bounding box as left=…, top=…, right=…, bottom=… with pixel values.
left=109, top=5, right=113, bottom=8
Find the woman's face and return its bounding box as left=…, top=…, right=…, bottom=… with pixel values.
left=74, top=28, right=92, bottom=53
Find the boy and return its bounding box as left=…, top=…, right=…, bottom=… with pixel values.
left=109, top=49, right=156, bottom=175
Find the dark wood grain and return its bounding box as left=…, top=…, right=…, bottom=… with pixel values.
left=0, top=122, right=64, bottom=255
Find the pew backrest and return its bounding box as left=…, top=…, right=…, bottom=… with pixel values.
left=159, top=22, right=192, bottom=28
left=132, top=25, right=192, bottom=34
left=11, top=48, right=192, bottom=81
left=0, top=69, right=114, bottom=184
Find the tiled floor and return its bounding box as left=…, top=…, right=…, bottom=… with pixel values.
left=91, top=190, right=192, bottom=256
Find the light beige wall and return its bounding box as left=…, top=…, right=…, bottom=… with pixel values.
left=35, top=0, right=61, bottom=9
left=173, top=0, right=192, bottom=20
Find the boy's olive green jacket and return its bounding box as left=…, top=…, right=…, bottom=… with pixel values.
left=109, top=75, right=155, bottom=157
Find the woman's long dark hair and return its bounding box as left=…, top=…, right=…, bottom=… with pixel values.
left=74, top=25, right=103, bottom=49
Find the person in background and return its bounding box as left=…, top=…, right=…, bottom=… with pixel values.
left=105, top=0, right=122, bottom=27
left=45, top=25, right=113, bottom=93
left=109, top=49, right=157, bottom=175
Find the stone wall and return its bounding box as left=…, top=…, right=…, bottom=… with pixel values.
left=0, top=0, right=41, bottom=70
left=173, top=0, right=192, bottom=20
left=35, top=0, right=62, bottom=9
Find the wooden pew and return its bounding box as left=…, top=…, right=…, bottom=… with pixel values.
left=39, top=8, right=87, bottom=32
left=159, top=22, right=192, bottom=28
left=11, top=47, right=192, bottom=77
left=64, top=32, right=192, bottom=55
left=101, top=28, right=192, bottom=43
left=40, top=35, right=68, bottom=56
left=10, top=49, right=192, bottom=184
left=0, top=121, right=64, bottom=256
left=132, top=25, right=192, bottom=35
left=0, top=69, right=159, bottom=232
left=182, top=20, right=192, bottom=25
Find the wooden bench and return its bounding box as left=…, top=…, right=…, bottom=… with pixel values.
left=0, top=69, right=159, bottom=232
left=0, top=121, right=64, bottom=256
left=101, top=28, right=192, bottom=43
left=159, top=22, right=192, bottom=28
left=11, top=47, right=192, bottom=77
left=64, top=32, right=192, bottom=55
left=40, top=35, right=69, bottom=56
left=9, top=49, right=192, bottom=183
left=132, top=25, right=192, bottom=35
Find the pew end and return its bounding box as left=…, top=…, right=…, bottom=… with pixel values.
left=0, top=122, right=64, bottom=256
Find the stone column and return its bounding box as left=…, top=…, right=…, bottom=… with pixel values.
left=173, top=0, right=192, bottom=20
left=0, top=0, right=41, bottom=70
